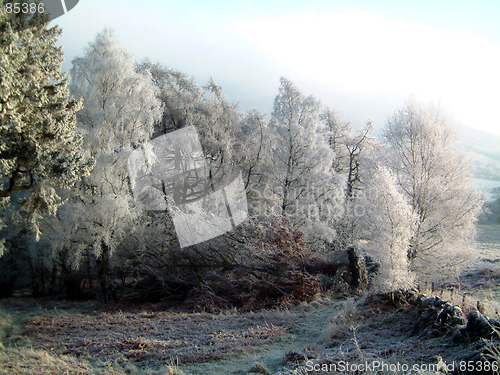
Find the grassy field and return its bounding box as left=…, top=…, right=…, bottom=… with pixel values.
left=2, top=294, right=494, bottom=374
left=476, top=224, right=500, bottom=262
left=461, top=224, right=500, bottom=315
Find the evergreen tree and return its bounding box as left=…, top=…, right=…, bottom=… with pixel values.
left=0, top=5, right=89, bottom=250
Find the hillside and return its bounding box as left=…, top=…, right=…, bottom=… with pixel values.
left=457, top=126, right=500, bottom=183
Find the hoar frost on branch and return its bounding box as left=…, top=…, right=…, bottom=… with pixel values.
left=45, top=29, right=163, bottom=299
left=381, top=101, right=484, bottom=281
left=269, top=78, right=344, bottom=241
left=138, top=60, right=275, bottom=215
left=359, top=166, right=416, bottom=292
left=1, top=18, right=486, bottom=298
left=0, top=7, right=90, bottom=248
left=320, top=108, right=374, bottom=250
left=70, top=30, right=163, bottom=155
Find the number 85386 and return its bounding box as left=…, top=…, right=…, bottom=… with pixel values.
left=5, top=2, right=45, bottom=14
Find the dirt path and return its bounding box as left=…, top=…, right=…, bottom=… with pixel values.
left=180, top=297, right=351, bottom=374
left=181, top=293, right=491, bottom=375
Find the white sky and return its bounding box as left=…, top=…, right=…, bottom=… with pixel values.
left=54, top=0, right=500, bottom=135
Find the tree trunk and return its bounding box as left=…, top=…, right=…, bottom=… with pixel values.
left=347, top=246, right=368, bottom=292
left=97, top=240, right=113, bottom=302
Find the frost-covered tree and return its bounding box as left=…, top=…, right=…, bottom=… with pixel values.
left=196, top=78, right=241, bottom=176
left=136, top=60, right=204, bottom=136
left=383, top=101, right=484, bottom=280
left=320, top=108, right=351, bottom=174
left=269, top=78, right=340, bottom=239
left=70, top=30, right=162, bottom=155
left=137, top=61, right=275, bottom=221
left=320, top=109, right=373, bottom=201
left=137, top=63, right=239, bottom=175
left=60, top=30, right=162, bottom=299
left=0, top=6, right=89, bottom=249
left=236, top=109, right=274, bottom=190
left=359, top=167, right=416, bottom=292
left=320, top=109, right=374, bottom=250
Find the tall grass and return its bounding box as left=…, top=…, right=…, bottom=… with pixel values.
left=484, top=325, right=500, bottom=375
left=0, top=307, right=13, bottom=347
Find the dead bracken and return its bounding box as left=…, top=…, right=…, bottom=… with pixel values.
left=23, top=309, right=293, bottom=365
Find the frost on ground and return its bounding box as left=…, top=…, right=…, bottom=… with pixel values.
left=2, top=293, right=496, bottom=375
left=461, top=224, right=500, bottom=309
left=22, top=308, right=292, bottom=366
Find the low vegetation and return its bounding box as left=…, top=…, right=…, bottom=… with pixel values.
left=1, top=290, right=499, bottom=374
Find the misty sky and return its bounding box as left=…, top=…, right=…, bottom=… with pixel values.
left=53, top=0, right=500, bottom=135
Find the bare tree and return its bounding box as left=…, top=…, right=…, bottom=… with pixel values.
left=345, top=121, right=373, bottom=200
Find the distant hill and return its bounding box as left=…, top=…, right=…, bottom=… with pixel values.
left=456, top=125, right=500, bottom=183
